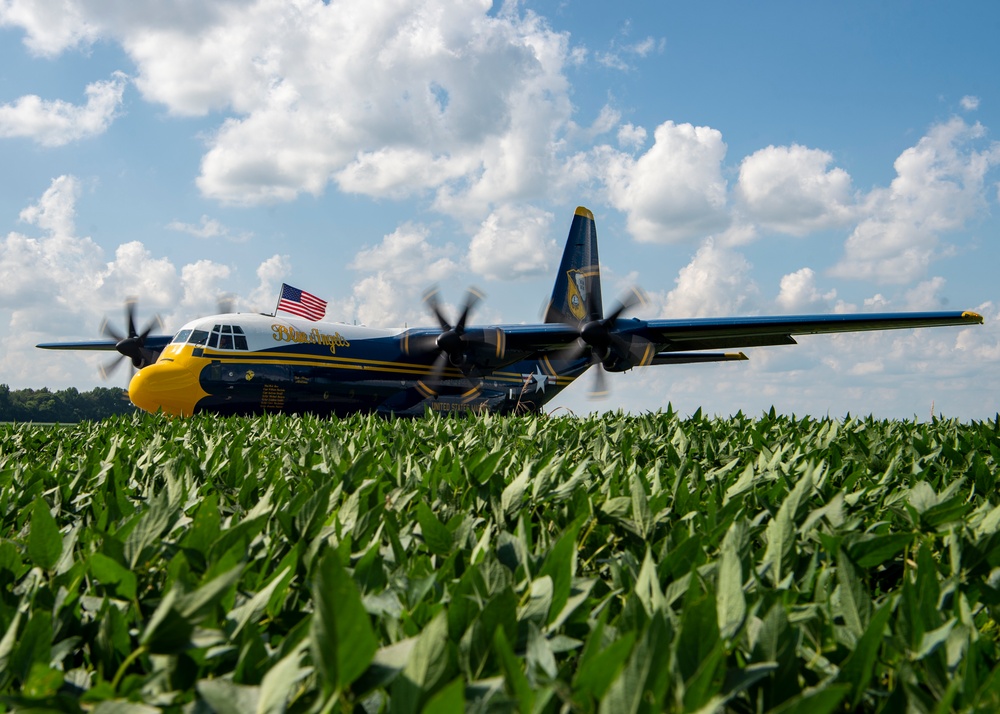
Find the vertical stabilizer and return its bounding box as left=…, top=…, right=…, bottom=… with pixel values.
left=544, top=206, right=603, bottom=325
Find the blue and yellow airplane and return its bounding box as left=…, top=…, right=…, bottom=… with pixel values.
left=38, top=207, right=983, bottom=416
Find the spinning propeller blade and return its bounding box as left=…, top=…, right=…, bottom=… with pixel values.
left=97, top=298, right=164, bottom=380
left=561, top=286, right=652, bottom=398
left=404, top=287, right=486, bottom=396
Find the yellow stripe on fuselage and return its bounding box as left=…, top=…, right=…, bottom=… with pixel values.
left=195, top=347, right=467, bottom=379
left=156, top=341, right=580, bottom=391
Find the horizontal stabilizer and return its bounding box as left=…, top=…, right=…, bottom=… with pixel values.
left=651, top=351, right=749, bottom=365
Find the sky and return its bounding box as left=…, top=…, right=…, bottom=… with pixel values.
left=0, top=0, right=998, bottom=420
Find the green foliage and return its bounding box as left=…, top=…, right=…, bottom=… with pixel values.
left=0, top=410, right=998, bottom=712
left=0, top=384, right=136, bottom=422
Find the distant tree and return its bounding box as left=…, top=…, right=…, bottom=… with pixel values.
left=0, top=384, right=136, bottom=422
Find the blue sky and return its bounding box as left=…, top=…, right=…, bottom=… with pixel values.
left=1, top=0, right=998, bottom=419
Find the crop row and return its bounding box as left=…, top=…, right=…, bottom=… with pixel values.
left=0, top=410, right=998, bottom=712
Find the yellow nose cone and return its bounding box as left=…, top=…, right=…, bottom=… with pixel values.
left=128, top=361, right=209, bottom=416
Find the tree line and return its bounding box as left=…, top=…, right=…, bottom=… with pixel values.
left=0, top=384, right=136, bottom=422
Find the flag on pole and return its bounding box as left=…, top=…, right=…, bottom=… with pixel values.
left=276, top=283, right=327, bottom=321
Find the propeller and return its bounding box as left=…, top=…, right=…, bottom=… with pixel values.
left=560, top=286, right=653, bottom=398
left=98, top=298, right=164, bottom=379
left=403, top=287, right=486, bottom=395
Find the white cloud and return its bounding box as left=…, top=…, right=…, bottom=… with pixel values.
left=0, top=72, right=128, bottom=146
left=467, top=205, right=557, bottom=281
left=0, top=0, right=102, bottom=55
left=18, top=174, right=79, bottom=236
left=831, top=118, right=1000, bottom=284
left=775, top=268, right=837, bottom=313
left=248, top=254, right=292, bottom=311
left=167, top=215, right=252, bottom=242
left=628, top=37, right=664, bottom=57
left=961, top=95, right=980, bottom=111
left=179, top=260, right=232, bottom=312
left=595, top=35, right=664, bottom=70
left=349, top=223, right=460, bottom=326
left=955, top=301, right=1000, bottom=362
left=3, top=0, right=580, bottom=215
left=617, top=123, right=646, bottom=150
left=902, top=277, right=949, bottom=311
left=736, top=144, right=855, bottom=235
left=606, top=121, right=730, bottom=243
left=654, top=238, right=758, bottom=318
left=0, top=176, right=261, bottom=383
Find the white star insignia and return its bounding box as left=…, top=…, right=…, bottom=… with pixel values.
left=522, top=367, right=548, bottom=393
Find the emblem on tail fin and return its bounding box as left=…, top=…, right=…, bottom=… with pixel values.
left=566, top=269, right=589, bottom=321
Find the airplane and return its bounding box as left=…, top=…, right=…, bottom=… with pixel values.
left=37, top=206, right=984, bottom=417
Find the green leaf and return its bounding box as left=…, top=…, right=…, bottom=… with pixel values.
left=140, top=588, right=193, bottom=654
left=91, top=701, right=163, bottom=714
left=124, top=490, right=176, bottom=568
left=178, top=564, right=244, bottom=619
left=835, top=547, right=871, bottom=640
left=679, top=592, right=725, bottom=711
left=22, top=661, right=63, bottom=699
left=520, top=575, right=553, bottom=626
left=416, top=502, right=453, bottom=556
left=501, top=464, right=531, bottom=520
left=716, top=520, right=746, bottom=641
left=12, top=611, right=53, bottom=683
left=469, top=449, right=505, bottom=485
left=391, top=611, right=453, bottom=714
left=751, top=604, right=800, bottom=708
left=767, top=683, right=851, bottom=714
left=181, top=492, right=221, bottom=555
left=310, top=548, right=377, bottom=694
left=630, top=472, right=652, bottom=538
left=493, top=626, right=533, bottom=714
left=599, top=613, right=672, bottom=714
left=0, top=609, right=22, bottom=687
left=421, top=677, right=465, bottom=714
left=258, top=641, right=310, bottom=714
left=537, top=520, right=581, bottom=625
left=572, top=631, right=636, bottom=702
left=197, top=678, right=260, bottom=714
left=836, top=597, right=894, bottom=709
left=633, top=548, right=665, bottom=616
left=227, top=566, right=292, bottom=638
left=27, top=498, right=62, bottom=570
left=90, top=552, right=138, bottom=601
left=762, top=470, right=813, bottom=587
left=914, top=617, right=957, bottom=661
left=847, top=533, right=914, bottom=569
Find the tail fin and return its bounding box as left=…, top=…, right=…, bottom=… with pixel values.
left=544, top=206, right=603, bottom=326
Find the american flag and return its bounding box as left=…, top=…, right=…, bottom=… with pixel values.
left=276, top=283, right=327, bottom=321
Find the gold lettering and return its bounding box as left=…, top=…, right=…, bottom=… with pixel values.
left=271, top=323, right=351, bottom=354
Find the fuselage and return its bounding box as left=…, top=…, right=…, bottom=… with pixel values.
left=127, top=313, right=587, bottom=416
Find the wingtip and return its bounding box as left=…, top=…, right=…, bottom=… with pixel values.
left=962, top=310, right=984, bottom=324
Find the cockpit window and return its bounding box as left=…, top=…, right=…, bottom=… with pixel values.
left=206, top=324, right=248, bottom=350
left=189, top=330, right=209, bottom=346
left=171, top=329, right=192, bottom=345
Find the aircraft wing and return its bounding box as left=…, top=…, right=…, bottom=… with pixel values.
left=624, top=310, right=984, bottom=353
left=36, top=336, right=173, bottom=351
left=464, top=311, right=982, bottom=370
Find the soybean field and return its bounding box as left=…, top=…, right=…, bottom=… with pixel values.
left=1, top=409, right=999, bottom=713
